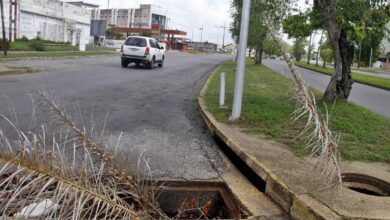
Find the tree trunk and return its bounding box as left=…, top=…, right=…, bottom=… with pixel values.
left=314, top=0, right=354, bottom=101
left=249, top=48, right=252, bottom=58
left=323, top=60, right=326, bottom=68
left=255, top=48, right=263, bottom=64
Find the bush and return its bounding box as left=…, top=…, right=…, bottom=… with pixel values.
left=20, top=36, right=29, bottom=42
left=0, top=39, right=10, bottom=51
left=29, top=40, right=46, bottom=51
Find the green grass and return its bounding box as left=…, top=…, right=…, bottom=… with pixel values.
left=204, top=60, right=390, bottom=162
left=10, top=41, right=32, bottom=51
left=295, top=61, right=390, bottom=90
left=0, top=51, right=117, bottom=59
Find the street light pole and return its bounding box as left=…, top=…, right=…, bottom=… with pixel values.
left=230, top=0, right=251, bottom=121
left=215, top=24, right=226, bottom=48
left=199, top=25, right=203, bottom=42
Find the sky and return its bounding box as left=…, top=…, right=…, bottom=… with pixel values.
left=79, top=0, right=325, bottom=51
left=88, top=0, right=234, bottom=46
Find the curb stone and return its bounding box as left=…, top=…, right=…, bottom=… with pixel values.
left=0, top=53, right=118, bottom=62
left=198, top=63, right=390, bottom=220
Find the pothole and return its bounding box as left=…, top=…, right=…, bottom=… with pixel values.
left=342, top=173, right=390, bottom=197
left=156, top=181, right=247, bottom=219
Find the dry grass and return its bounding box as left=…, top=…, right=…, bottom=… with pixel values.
left=0, top=92, right=167, bottom=219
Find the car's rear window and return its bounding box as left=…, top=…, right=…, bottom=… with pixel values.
left=124, top=37, right=147, bottom=47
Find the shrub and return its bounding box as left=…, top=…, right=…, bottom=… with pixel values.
left=0, top=39, right=10, bottom=51
left=21, top=36, right=29, bottom=42
left=29, top=39, right=46, bottom=51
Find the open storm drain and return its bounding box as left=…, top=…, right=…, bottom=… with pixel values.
left=156, top=181, right=245, bottom=219
left=342, top=173, right=390, bottom=197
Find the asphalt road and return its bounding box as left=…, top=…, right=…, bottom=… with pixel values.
left=0, top=52, right=231, bottom=180
left=264, top=59, right=390, bottom=118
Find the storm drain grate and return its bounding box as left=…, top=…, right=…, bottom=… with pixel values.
left=155, top=181, right=246, bottom=219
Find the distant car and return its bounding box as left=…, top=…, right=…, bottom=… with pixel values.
left=120, top=36, right=165, bottom=69
left=270, top=55, right=276, bottom=59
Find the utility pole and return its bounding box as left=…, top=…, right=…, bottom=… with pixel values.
left=369, top=47, right=373, bottom=69
left=199, top=25, right=203, bottom=42
left=107, top=0, right=110, bottom=9
left=230, top=0, right=251, bottom=121
left=215, top=24, right=226, bottom=48
left=0, top=0, right=7, bottom=56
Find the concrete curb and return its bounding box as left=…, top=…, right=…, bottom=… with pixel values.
left=0, top=68, right=41, bottom=76
left=0, top=53, right=118, bottom=62
left=197, top=65, right=390, bottom=220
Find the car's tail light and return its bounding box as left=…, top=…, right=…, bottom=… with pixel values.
left=145, top=47, right=150, bottom=55
left=120, top=45, right=124, bottom=53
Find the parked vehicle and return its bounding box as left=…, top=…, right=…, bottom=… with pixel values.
left=270, top=55, right=277, bottom=59
left=120, top=36, right=165, bottom=69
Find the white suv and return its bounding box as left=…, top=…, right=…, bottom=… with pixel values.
left=120, top=36, right=165, bottom=69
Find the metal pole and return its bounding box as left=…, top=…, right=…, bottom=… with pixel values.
left=222, top=24, right=226, bottom=48
left=0, top=0, right=7, bottom=56
left=369, top=47, right=373, bottom=69
left=219, top=72, right=226, bottom=107
left=230, top=0, right=251, bottom=121
left=358, top=41, right=362, bottom=69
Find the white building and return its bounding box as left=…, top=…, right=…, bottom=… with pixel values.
left=92, top=4, right=168, bottom=30
left=1, top=0, right=91, bottom=45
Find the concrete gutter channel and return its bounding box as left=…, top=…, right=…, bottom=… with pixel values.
left=197, top=65, right=390, bottom=220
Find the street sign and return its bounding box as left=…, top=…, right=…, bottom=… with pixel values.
left=90, top=20, right=107, bottom=37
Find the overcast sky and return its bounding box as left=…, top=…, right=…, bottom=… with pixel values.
left=88, top=0, right=233, bottom=46
left=80, top=0, right=325, bottom=51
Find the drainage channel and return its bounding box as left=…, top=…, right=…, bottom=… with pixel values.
left=213, top=134, right=267, bottom=193
left=153, top=134, right=276, bottom=219
left=155, top=180, right=245, bottom=219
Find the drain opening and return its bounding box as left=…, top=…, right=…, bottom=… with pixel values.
left=156, top=181, right=246, bottom=219
left=213, top=135, right=267, bottom=192
left=342, top=173, right=390, bottom=197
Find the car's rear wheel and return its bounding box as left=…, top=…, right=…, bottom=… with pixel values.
left=148, top=57, right=155, bottom=69
left=158, top=56, right=164, bottom=68
left=121, top=59, right=129, bottom=68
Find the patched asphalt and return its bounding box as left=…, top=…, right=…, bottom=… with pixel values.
left=0, top=52, right=231, bottom=180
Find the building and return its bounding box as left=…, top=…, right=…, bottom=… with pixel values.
left=1, top=0, right=91, bottom=45
left=188, top=42, right=218, bottom=52
left=92, top=4, right=168, bottom=31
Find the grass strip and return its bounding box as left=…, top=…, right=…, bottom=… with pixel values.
left=295, top=61, right=390, bottom=90
left=204, top=60, right=390, bottom=162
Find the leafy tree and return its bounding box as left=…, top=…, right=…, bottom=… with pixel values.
left=230, top=0, right=293, bottom=64
left=292, top=37, right=306, bottom=61
left=312, top=0, right=389, bottom=100
left=230, top=0, right=268, bottom=64
left=283, top=0, right=389, bottom=100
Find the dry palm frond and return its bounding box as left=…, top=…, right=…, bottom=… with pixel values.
left=0, top=93, right=167, bottom=219
left=38, top=91, right=167, bottom=218
left=264, top=19, right=342, bottom=188
left=0, top=125, right=143, bottom=219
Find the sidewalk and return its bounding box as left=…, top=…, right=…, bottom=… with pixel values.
left=198, top=65, right=390, bottom=220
